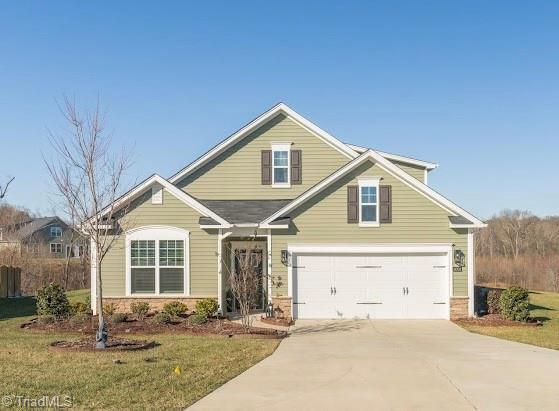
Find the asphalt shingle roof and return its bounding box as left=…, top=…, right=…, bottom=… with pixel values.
left=199, top=199, right=292, bottom=224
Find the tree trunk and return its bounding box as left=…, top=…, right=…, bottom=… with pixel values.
left=95, top=248, right=107, bottom=349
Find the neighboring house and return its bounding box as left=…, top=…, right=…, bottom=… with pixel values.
left=91, top=103, right=485, bottom=320
left=0, top=216, right=86, bottom=259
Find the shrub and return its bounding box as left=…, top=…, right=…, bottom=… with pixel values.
left=70, top=302, right=90, bottom=315
left=188, top=312, right=207, bottom=326
left=111, top=313, right=128, bottom=323
left=103, top=303, right=117, bottom=316
left=130, top=301, right=150, bottom=318
left=84, top=294, right=91, bottom=310
left=500, top=286, right=530, bottom=321
left=36, top=283, right=70, bottom=319
left=195, top=298, right=218, bottom=317
left=163, top=301, right=188, bottom=317
left=486, top=289, right=502, bottom=314
left=153, top=312, right=172, bottom=325
left=38, top=314, right=56, bottom=324
left=70, top=311, right=90, bottom=324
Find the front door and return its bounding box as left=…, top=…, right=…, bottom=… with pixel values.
left=229, top=241, right=266, bottom=312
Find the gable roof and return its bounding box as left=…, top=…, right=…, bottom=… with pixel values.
left=198, top=199, right=291, bottom=225
left=262, top=150, right=486, bottom=228
left=168, top=103, right=359, bottom=184
left=345, top=144, right=438, bottom=170
left=93, top=174, right=230, bottom=226
left=1, top=216, right=63, bottom=241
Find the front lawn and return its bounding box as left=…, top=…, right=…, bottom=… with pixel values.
left=459, top=291, right=559, bottom=350
left=0, top=290, right=280, bottom=409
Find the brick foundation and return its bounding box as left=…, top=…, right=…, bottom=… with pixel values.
left=450, top=297, right=469, bottom=319
left=271, top=296, right=292, bottom=321
left=102, top=297, right=216, bottom=314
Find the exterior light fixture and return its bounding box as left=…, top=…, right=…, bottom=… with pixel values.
left=281, top=250, right=289, bottom=265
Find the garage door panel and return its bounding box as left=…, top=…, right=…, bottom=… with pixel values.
left=292, top=251, right=449, bottom=320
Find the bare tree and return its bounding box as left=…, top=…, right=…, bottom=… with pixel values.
left=44, top=97, right=132, bottom=349
left=0, top=176, right=15, bottom=199
left=223, top=241, right=263, bottom=331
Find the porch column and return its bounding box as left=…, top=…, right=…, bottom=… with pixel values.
left=267, top=229, right=272, bottom=303
left=217, top=229, right=223, bottom=314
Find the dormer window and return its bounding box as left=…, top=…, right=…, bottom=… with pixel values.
left=271, top=143, right=291, bottom=187
left=50, top=226, right=62, bottom=237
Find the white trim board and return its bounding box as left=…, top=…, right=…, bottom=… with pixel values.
left=168, top=103, right=358, bottom=184
left=262, top=150, right=486, bottom=228
left=346, top=144, right=438, bottom=170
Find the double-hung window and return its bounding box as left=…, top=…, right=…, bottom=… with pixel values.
left=127, top=227, right=189, bottom=296
left=271, top=142, right=291, bottom=187
left=358, top=177, right=380, bottom=227
left=50, top=243, right=62, bottom=254
left=130, top=240, right=156, bottom=293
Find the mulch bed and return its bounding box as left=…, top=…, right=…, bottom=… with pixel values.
left=260, top=316, right=293, bottom=327
left=453, top=314, right=542, bottom=327
left=22, top=314, right=287, bottom=339
left=51, top=337, right=156, bottom=352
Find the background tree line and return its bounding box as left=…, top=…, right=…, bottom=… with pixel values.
left=476, top=209, right=559, bottom=292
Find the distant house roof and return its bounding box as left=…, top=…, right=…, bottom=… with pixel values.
left=198, top=200, right=292, bottom=225
left=1, top=216, right=63, bottom=241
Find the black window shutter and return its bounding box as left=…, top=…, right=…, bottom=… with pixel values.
left=291, top=150, right=302, bottom=185
left=261, top=150, right=272, bottom=185
left=347, top=185, right=359, bottom=223
left=379, top=185, right=392, bottom=223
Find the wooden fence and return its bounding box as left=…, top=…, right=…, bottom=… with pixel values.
left=0, top=266, right=22, bottom=298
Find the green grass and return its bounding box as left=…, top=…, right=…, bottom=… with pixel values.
left=460, top=291, right=559, bottom=350
left=0, top=290, right=280, bottom=409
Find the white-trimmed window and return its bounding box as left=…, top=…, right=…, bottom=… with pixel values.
left=271, top=142, right=291, bottom=187
left=50, top=226, right=62, bottom=237
left=50, top=243, right=62, bottom=254
left=126, top=226, right=189, bottom=296
left=358, top=177, right=380, bottom=227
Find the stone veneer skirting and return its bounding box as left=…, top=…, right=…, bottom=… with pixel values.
left=103, top=297, right=217, bottom=313
left=450, top=297, right=469, bottom=319
left=271, top=296, right=293, bottom=320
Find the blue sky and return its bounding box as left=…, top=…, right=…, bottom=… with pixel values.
left=1, top=1, right=558, bottom=219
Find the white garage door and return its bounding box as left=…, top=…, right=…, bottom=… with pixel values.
left=293, top=253, right=449, bottom=319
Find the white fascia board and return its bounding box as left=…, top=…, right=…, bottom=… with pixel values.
left=259, top=224, right=290, bottom=229
left=450, top=223, right=486, bottom=229
left=262, top=150, right=485, bottom=227
left=168, top=103, right=359, bottom=184
left=346, top=143, right=438, bottom=170
left=93, top=174, right=230, bottom=226
left=288, top=243, right=453, bottom=254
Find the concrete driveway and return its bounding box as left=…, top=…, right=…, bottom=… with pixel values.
left=190, top=320, right=559, bottom=410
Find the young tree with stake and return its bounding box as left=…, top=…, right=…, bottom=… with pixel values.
left=45, top=97, right=132, bottom=349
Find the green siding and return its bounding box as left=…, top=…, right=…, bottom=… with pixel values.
left=176, top=114, right=350, bottom=199
left=270, top=160, right=469, bottom=297
left=393, top=161, right=427, bottom=182
left=101, top=189, right=218, bottom=297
